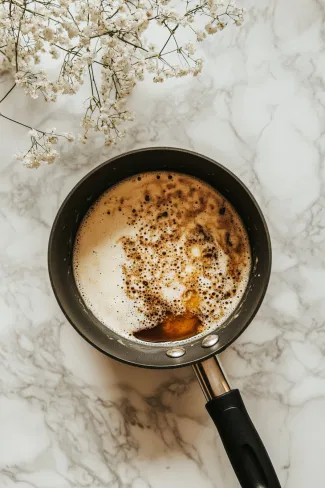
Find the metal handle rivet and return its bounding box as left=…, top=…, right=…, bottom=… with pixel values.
left=201, top=334, right=219, bottom=348
left=166, top=347, right=186, bottom=358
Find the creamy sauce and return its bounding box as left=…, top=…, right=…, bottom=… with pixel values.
left=73, top=172, right=251, bottom=344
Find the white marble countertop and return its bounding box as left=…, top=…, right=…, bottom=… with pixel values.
left=1, top=0, right=325, bottom=486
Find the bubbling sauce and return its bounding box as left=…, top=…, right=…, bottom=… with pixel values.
left=73, top=172, right=251, bottom=344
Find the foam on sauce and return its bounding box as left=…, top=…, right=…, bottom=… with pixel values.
left=73, top=172, right=251, bottom=344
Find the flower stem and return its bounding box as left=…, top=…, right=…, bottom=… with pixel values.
left=0, top=83, right=16, bottom=104
left=0, top=111, right=45, bottom=134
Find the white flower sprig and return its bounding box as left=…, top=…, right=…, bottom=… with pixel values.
left=0, top=0, right=243, bottom=168
left=15, top=129, right=74, bottom=168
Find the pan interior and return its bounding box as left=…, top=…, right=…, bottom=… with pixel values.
left=72, top=170, right=252, bottom=348
left=48, top=148, right=271, bottom=368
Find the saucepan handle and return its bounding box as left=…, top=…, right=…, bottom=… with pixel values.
left=206, top=389, right=281, bottom=488
left=193, top=358, right=281, bottom=488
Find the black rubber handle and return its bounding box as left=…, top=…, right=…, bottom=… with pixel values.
left=206, top=389, right=281, bottom=488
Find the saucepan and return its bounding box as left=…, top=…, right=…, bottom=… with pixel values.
left=48, top=147, right=281, bottom=488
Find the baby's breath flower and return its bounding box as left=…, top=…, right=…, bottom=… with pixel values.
left=184, top=43, right=195, bottom=56
left=196, top=31, right=207, bottom=42
left=49, top=47, right=60, bottom=59
left=153, top=74, right=164, bottom=83
left=0, top=0, right=243, bottom=168
left=205, top=22, right=225, bottom=34
left=43, top=27, right=54, bottom=41
left=62, top=132, right=75, bottom=142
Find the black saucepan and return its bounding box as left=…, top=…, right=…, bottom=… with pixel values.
left=48, top=148, right=281, bottom=488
